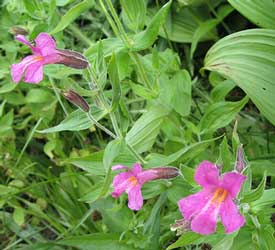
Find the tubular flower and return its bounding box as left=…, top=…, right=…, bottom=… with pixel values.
left=11, top=33, right=88, bottom=84
left=178, top=161, right=246, bottom=235
left=112, top=163, right=179, bottom=210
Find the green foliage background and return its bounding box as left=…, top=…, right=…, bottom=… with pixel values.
left=1, top=0, right=275, bottom=249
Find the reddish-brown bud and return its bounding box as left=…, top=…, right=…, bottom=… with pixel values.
left=150, top=167, right=180, bottom=180
left=56, top=49, right=89, bottom=69
left=10, top=26, right=28, bottom=36
left=63, top=89, right=90, bottom=112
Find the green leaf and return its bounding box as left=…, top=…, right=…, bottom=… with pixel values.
left=108, top=53, right=121, bottom=111
left=251, top=189, right=275, bottom=213
left=126, top=105, right=170, bottom=153
left=13, top=207, right=25, bottom=226
left=26, top=89, right=55, bottom=103
left=257, top=226, right=275, bottom=250
left=199, top=97, right=249, bottom=133
left=228, top=0, right=275, bottom=29
left=51, top=0, right=95, bottom=34
left=66, top=152, right=105, bottom=175
left=167, top=231, right=201, bottom=249
left=211, top=79, right=236, bottom=102
left=156, top=5, right=216, bottom=43
left=143, top=193, right=166, bottom=250
left=0, top=83, right=17, bottom=94
left=219, top=136, right=233, bottom=172
left=132, top=1, right=171, bottom=51
left=242, top=171, right=266, bottom=203
left=58, top=234, right=132, bottom=250
left=85, top=38, right=125, bottom=59
left=120, top=0, right=146, bottom=32
left=146, top=135, right=223, bottom=167
left=212, top=231, right=238, bottom=250
left=159, top=70, right=192, bottom=116
left=38, top=106, right=106, bottom=133
left=203, top=29, right=275, bottom=125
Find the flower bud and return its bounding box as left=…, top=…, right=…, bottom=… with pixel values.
left=235, top=144, right=247, bottom=173
left=10, top=26, right=28, bottom=36
left=150, top=167, right=180, bottom=180
left=63, top=89, right=90, bottom=112
left=56, top=49, right=89, bottom=69
left=171, top=218, right=191, bottom=235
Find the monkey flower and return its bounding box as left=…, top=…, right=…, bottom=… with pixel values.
left=112, top=163, right=179, bottom=211
left=11, top=32, right=88, bottom=84
left=178, top=161, right=246, bottom=235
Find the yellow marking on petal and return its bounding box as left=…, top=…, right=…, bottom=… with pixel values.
left=128, top=176, right=138, bottom=186
left=211, top=187, right=228, bottom=206
left=34, top=56, right=43, bottom=61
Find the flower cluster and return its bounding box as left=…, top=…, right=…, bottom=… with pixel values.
left=111, top=161, right=246, bottom=235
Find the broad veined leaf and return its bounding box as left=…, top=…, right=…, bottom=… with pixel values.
left=51, top=0, right=95, bottom=34
left=38, top=106, right=107, bottom=133
left=228, top=0, right=275, bottom=29
left=203, top=29, right=275, bottom=125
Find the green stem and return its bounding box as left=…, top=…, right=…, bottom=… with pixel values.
left=104, top=0, right=130, bottom=45
left=87, top=112, right=117, bottom=139
left=98, top=0, right=121, bottom=39
left=87, top=66, right=145, bottom=163
left=49, top=77, right=68, bottom=116
left=101, top=0, right=152, bottom=89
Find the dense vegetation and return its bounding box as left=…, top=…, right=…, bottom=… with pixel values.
left=1, top=0, right=275, bottom=249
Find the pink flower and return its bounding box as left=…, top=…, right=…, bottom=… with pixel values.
left=178, top=161, right=246, bottom=235
left=11, top=33, right=88, bottom=84
left=112, top=163, right=179, bottom=210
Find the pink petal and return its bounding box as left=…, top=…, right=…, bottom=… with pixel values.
left=220, top=172, right=246, bottom=198
left=127, top=185, right=143, bottom=210
left=220, top=197, right=245, bottom=233
left=15, top=35, right=33, bottom=48
left=42, top=54, right=62, bottom=64
left=112, top=165, right=130, bottom=171
left=132, top=163, right=142, bottom=175
left=11, top=55, right=38, bottom=83
left=194, top=161, right=219, bottom=188
left=112, top=172, right=133, bottom=198
left=137, top=169, right=158, bottom=185
left=178, top=189, right=212, bottom=220
left=35, top=32, right=56, bottom=56
left=24, top=62, right=44, bottom=84
left=191, top=202, right=218, bottom=235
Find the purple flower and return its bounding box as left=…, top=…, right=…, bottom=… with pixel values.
left=112, top=163, right=179, bottom=211
left=178, top=160, right=246, bottom=235
left=11, top=33, right=88, bottom=84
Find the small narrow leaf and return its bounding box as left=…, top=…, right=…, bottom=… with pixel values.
left=132, top=1, right=171, bottom=51
left=242, top=171, right=266, bottom=203
left=51, top=0, right=94, bottom=34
